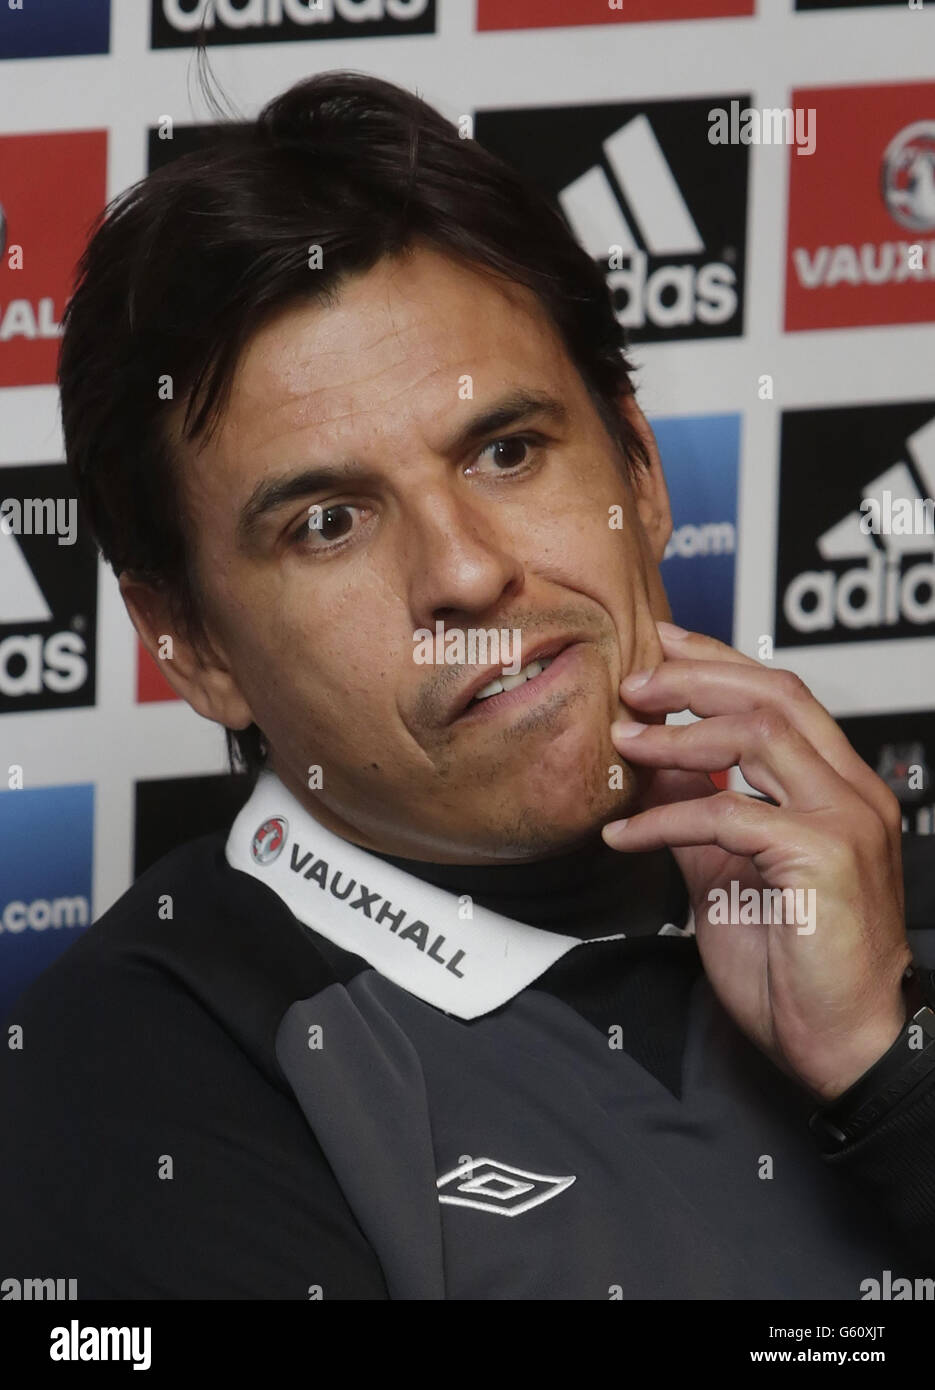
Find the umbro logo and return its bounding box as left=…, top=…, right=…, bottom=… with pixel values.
left=437, top=1157, right=575, bottom=1217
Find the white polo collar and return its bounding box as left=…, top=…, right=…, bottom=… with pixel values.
left=226, top=769, right=691, bottom=1021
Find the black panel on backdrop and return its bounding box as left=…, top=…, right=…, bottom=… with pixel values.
left=775, top=400, right=935, bottom=648
left=150, top=0, right=436, bottom=49
left=135, top=773, right=254, bottom=877
left=147, top=121, right=247, bottom=172
left=474, top=95, right=749, bottom=345
left=837, top=709, right=935, bottom=835
left=837, top=709, right=935, bottom=931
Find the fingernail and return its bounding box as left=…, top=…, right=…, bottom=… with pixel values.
left=656, top=620, right=688, bottom=638
left=621, top=668, right=653, bottom=691
left=611, top=721, right=646, bottom=740
left=603, top=820, right=629, bottom=844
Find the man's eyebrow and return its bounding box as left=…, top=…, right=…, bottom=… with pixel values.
left=443, top=388, right=569, bottom=455
left=238, top=464, right=363, bottom=546
left=236, top=389, right=568, bottom=545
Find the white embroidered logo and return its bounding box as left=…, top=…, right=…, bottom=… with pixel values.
left=437, top=1158, right=575, bottom=1217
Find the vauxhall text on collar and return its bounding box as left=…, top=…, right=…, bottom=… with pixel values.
left=226, top=769, right=691, bottom=1020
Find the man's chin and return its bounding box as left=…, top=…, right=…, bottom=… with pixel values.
left=461, top=765, right=643, bottom=862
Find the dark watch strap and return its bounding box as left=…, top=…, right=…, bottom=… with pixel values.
left=809, top=965, right=935, bottom=1152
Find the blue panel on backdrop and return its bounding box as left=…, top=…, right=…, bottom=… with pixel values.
left=653, top=413, right=740, bottom=646
left=0, top=784, right=93, bottom=1023
left=0, top=0, right=110, bottom=58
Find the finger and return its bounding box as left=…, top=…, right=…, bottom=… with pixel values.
left=621, top=657, right=901, bottom=830
left=603, top=787, right=778, bottom=855
left=654, top=620, right=762, bottom=668
left=609, top=768, right=725, bottom=888
left=611, top=711, right=859, bottom=812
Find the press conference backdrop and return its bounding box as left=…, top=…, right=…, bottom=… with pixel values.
left=1, top=0, right=933, bottom=1021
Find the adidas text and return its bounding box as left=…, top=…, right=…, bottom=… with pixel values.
left=784, top=552, right=935, bottom=633
left=607, top=249, right=736, bottom=328
left=162, top=0, right=429, bottom=32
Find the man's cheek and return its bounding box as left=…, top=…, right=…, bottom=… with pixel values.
left=608, top=585, right=664, bottom=671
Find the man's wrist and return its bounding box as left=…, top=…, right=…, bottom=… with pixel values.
left=809, top=965, right=935, bottom=1152
left=812, top=997, right=909, bottom=1105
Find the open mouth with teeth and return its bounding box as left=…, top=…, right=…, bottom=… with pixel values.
left=469, top=656, right=555, bottom=705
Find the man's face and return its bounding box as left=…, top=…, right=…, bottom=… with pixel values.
left=137, top=243, right=674, bottom=862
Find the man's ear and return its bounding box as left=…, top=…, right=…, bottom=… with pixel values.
left=118, top=572, right=254, bottom=731
left=617, top=392, right=672, bottom=563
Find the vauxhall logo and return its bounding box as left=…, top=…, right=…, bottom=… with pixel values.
left=0, top=196, right=62, bottom=345
left=252, top=816, right=287, bottom=864
left=284, top=837, right=466, bottom=977
left=882, top=121, right=935, bottom=235
left=793, top=119, right=935, bottom=290
left=783, top=84, right=935, bottom=333
left=474, top=97, right=748, bottom=344
left=152, top=0, right=435, bottom=47
left=776, top=404, right=935, bottom=648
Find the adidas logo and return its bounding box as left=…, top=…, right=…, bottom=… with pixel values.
left=783, top=414, right=935, bottom=635
left=0, top=523, right=52, bottom=625
left=558, top=113, right=737, bottom=330
left=0, top=524, right=87, bottom=698
left=160, top=0, right=430, bottom=35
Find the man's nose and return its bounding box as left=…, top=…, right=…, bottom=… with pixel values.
left=404, top=487, right=525, bottom=628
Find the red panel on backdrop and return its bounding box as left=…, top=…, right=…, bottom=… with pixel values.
left=0, top=130, right=106, bottom=387
left=477, top=0, right=753, bottom=30
left=785, top=83, right=935, bottom=331
left=137, top=642, right=180, bottom=704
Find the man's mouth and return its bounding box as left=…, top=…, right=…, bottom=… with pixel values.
left=451, top=639, right=580, bottom=724
left=471, top=655, right=556, bottom=704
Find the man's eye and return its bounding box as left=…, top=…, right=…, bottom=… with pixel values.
left=292, top=503, right=359, bottom=548
left=473, top=434, right=539, bottom=473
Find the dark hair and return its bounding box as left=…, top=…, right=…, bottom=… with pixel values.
left=58, top=68, right=648, bottom=783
